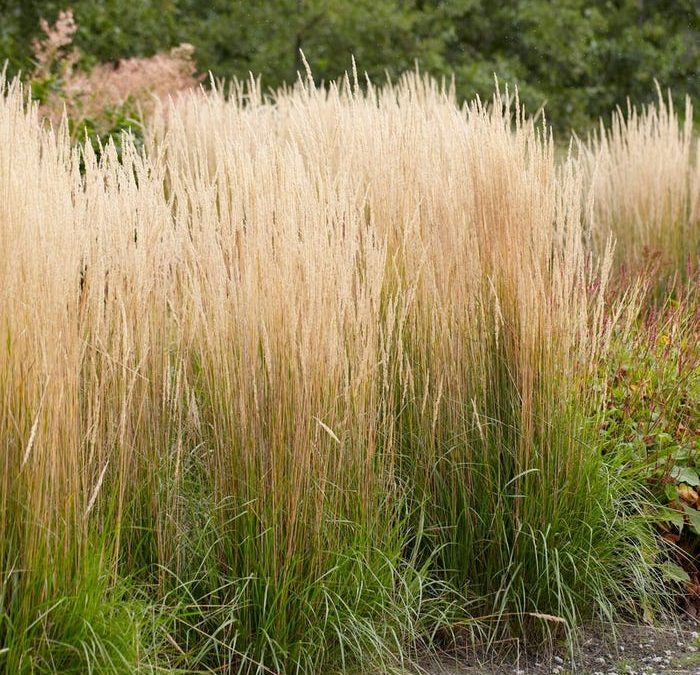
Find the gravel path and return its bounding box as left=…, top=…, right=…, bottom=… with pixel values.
left=420, top=618, right=700, bottom=675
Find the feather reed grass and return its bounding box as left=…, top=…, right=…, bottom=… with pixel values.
left=578, top=87, right=699, bottom=288
left=0, top=70, right=672, bottom=672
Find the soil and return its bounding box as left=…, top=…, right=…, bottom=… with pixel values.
left=419, top=616, right=700, bottom=675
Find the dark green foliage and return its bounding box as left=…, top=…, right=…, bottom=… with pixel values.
left=1, top=0, right=697, bottom=131
left=419, top=0, right=698, bottom=130
left=592, top=279, right=699, bottom=610
left=599, top=284, right=700, bottom=499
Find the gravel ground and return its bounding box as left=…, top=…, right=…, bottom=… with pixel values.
left=419, top=617, right=700, bottom=675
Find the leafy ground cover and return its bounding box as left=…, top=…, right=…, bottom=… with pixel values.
left=599, top=279, right=700, bottom=617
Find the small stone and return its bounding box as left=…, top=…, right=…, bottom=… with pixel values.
left=554, top=655, right=564, bottom=664
left=595, top=656, right=606, bottom=664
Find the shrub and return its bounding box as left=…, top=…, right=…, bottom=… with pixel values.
left=598, top=277, right=700, bottom=609
left=29, top=9, right=200, bottom=145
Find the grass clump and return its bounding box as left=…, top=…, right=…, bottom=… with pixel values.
left=0, top=69, right=688, bottom=672
left=578, top=86, right=700, bottom=287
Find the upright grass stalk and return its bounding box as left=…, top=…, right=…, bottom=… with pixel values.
left=151, top=72, right=664, bottom=648
left=0, top=82, right=142, bottom=674
left=0, top=69, right=673, bottom=673
left=578, top=87, right=699, bottom=287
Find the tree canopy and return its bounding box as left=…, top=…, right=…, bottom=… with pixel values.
left=0, top=0, right=697, bottom=130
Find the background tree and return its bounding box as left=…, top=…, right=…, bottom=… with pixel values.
left=0, top=0, right=697, bottom=131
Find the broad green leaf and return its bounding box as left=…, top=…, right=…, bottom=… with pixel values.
left=657, top=506, right=684, bottom=529
left=664, top=483, right=679, bottom=502
left=660, top=562, right=691, bottom=584
left=671, top=466, right=700, bottom=486
left=683, top=504, right=700, bottom=535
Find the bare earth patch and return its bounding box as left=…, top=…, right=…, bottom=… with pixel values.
left=419, top=617, right=700, bottom=675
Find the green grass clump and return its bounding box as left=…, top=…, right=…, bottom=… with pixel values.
left=0, top=550, right=143, bottom=674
